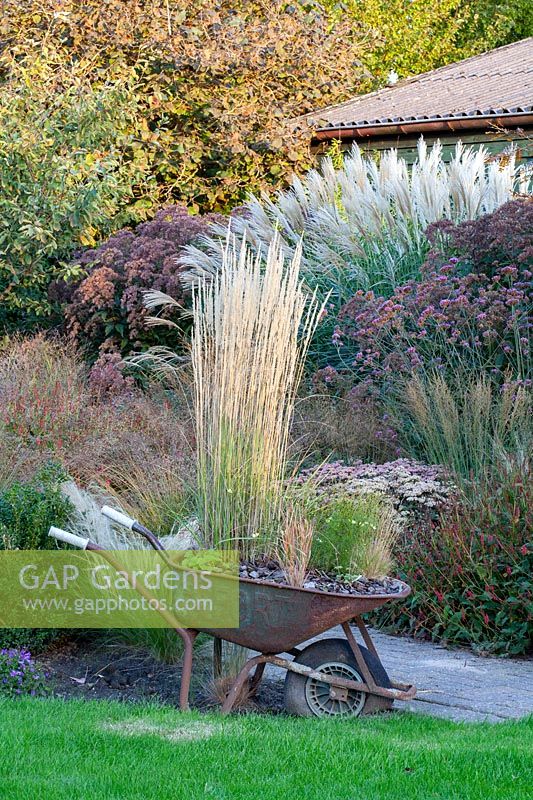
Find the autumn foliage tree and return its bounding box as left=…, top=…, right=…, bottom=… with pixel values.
left=339, top=0, right=532, bottom=84
left=0, top=1, right=378, bottom=212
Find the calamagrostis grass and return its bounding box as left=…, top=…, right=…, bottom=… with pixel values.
left=191, top=234, right=326, bottom=556
left=404, top=374, right=532, bottom=481
left=349, top=498, right=400, bottom=581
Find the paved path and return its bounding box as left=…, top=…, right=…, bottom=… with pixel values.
left=262, top=625, right=533, bottom=723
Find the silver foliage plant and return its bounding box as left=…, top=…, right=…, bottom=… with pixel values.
left=61, top=482, right=198, bottom=551
left=181, top=138, right=530, bottom=298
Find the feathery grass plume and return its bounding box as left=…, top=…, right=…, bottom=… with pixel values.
left=181, top=138, right=528, bottom=300
left=191, top=233, right=326, bottom=556
left=60, top=482, right=143, bottom=550
left=402, top=374, right=532, bottom=482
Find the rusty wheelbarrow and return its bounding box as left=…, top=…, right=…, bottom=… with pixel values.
left=49, top=508, right=416, bottom=718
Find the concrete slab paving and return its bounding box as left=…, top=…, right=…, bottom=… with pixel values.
left=262, top=625, right=533, bottom=722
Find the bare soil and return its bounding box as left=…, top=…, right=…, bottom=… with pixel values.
left=39, top=632, right=283, bottom=712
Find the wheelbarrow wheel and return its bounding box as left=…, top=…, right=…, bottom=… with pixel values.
left=284, top=637, right=392, bottom=718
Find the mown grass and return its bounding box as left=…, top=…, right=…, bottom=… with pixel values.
left=0, top=698, right=531, bottom=799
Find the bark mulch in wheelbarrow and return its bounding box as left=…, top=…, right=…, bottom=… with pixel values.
left=239, top=560, right=404, bottom=596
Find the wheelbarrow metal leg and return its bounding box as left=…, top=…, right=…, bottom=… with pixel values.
left=176, top=628, right=197, bottom=710
left=343, top=620, right=417, bottom=702
left=213, top=637, right=223, bottom=680
left=353, top=616, right=380, bottom=661
left=249, top=661, right=267, bottom=696
left=221, top=654, right=269, bottom=714
left=342, top=621, right=378, bottom=692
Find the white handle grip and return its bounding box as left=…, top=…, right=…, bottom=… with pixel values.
left=101, top=506, right=136, bottom=530
left=48, top=526, right=90, bottom=550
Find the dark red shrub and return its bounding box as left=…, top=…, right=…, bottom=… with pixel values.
left=374, top=467, right=533, bottom=655
left=53, top=205, right=223, bottom=360
left=426, top=197, right=533, bottom=278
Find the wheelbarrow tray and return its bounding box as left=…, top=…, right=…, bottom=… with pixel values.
left=49, top=520, right=416, bottom=714
left=200, top=576, right=411, bottom=654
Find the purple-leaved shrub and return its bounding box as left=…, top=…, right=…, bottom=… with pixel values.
left=425, top=198, right=533, bottom=279
left=53, top=205, right=223, bottom=361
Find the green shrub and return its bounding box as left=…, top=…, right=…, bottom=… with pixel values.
left=342, top=0, right=533, bottom=82
left=0, top=464, right=71, bottom=550
left=0, top=630, right=56, bottom=656
left=310, top=494, right=399, bottom=579
left=0, top=57, right=154, bottom=331
left=0, top=464, right=71, bottom=653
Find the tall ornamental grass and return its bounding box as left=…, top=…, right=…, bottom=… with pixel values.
left=182, top=139, right=529, bottom=302
left=191, top=235, right=325, bottom=556
left=401, top=374, right=532, bottom=482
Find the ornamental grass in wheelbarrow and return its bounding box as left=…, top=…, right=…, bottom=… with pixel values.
left=51, top=234, right=415, bottom=717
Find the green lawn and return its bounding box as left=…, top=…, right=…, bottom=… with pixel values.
left=0, top=698, right=531, bottom=800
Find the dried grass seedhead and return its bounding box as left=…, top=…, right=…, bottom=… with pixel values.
left=0, top=334, right=88, bottom=451
left=66, top=390, right=194, bottom=491
left=200, top=640, right=252, bottom=710
left=291, top=392, right=396, bottom=463
left=276, top=505, right=314, bottom=588
left=203, top=673, right=254, bottom=711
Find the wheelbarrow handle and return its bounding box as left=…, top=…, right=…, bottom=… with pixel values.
left=101, top=505, right=167, bottom=553
left=48, top=526, right=90, bottom=550
left=101, top=505, right=137, bottom=530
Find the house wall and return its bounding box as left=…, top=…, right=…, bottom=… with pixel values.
left=313, top=130, right=533, bottom=166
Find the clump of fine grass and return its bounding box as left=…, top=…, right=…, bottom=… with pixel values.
left=276, top=505, right=315, bottom=587
left=96, top=451, right=192, bottom=540
left=401, top=373, right=532, bottom=482
left=190, top=234, right=325, bottom=557
left=197, top=638, right=252, bottom=710
left=0, top=334, right=89, bottom=451
left=202, top=672, right=254, bottom=711
left=108, top=628, right=185, bottom=665
left=349, top=499, right=400, bottom=580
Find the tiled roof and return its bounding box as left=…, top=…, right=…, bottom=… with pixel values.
left=301, top=37, right=533, bottom=132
